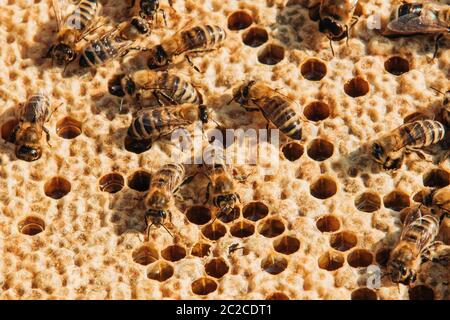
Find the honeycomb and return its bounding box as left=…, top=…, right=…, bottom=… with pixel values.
left=0, top=0, right=449, bottom=300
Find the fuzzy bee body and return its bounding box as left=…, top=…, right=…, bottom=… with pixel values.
left=319, top=0, right=359, bottom=41
left=12, top=94, right=51, bottom=162
left=371, top=120, right=446, bottom=170
left=423, top=186, right=450, bottom=218
left=144, top=163, right=185, bottom=237
left=108, top=70, right=202, bottom=107
left=147, top=23, right=227, bottom=69
left=230, top=81, right=303, bottom=140
left=127, top=103, right=209, bottom=142
left=422, top=241, right=450, bottom=265
left=388, top=206, right=440, bottom=285
left=47, top=0, right=101, bottom=66
left=79, top=17, right=149, bottom=68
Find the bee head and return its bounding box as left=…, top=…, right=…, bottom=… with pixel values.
left=199, top=105, right=209, bottom=123
left=319, top=18, right=347, bottom=41
left=50, top=43, right=76, bottom=66
left=140, top=0, right=159, bottom=17
left=147, top=45, right=168, bottom=69
left=371, top=141, right=386, bottom=164
left=131, top=17, right=149, bottom=34
left=215, top=194, right=237, bottom=214
left=391, top=265, right=417, bottom=285
left=232, top=81, right=255, bottom=106
left=145, top=209, right=167, bottom=226
left=108, top=74, right=135, bottom=97
left=16, top=145, right=42, bottom=162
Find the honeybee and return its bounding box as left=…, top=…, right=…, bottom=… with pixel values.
left=45, top=0, right=102, bottom=67
left=130, top=0, right=174, bottom=26
left=422, top=241, right=450, bottom=266
left=388, top=206, right=440, bottom=285
left=228, top=81, right=303, bottom=140
left=370, top=120, right=446, bottom=170
left=318, top=0, right=359, bottom=55
left=203, top=164, right=241, bottom=221
left=127, top=103, right=209, bottom=143
left=146, top=23, right=227, bottom=71
left=144, top=163, right=185, bottom=238
left=79, top=16, right=150, bottom=68
left=385, top=2, right=450, bottom=58
left=422, top=186, right=450, bottom=218
left=11, top=94, right=51, bottom=162
left=108, top=70, right=202, bottom=108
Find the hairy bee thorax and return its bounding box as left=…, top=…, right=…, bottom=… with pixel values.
left=148, top=45, right=169, bottom=69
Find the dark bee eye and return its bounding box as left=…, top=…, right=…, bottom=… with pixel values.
left=372, top=143, right=383, bottom=159
left=108, top=74, right=126, bottom=97
left=319, top=18, right=343, bottom=38
left=199, top=105, right=209, bottom=123
left=17, top=146, right=40, bottom=161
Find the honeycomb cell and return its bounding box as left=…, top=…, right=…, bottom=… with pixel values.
left=202, top=222, right=227, bottom=240
left=273, top=236, right=300, bottom=255
left=307, top=139, right=334, bottom=161
left=56, top=117, right=82, bottom=139
left=99, top=173, right=124, bottom=194
left=310, top=177, right=337, bottom=199
left=354, top=192, right=381, bottom=212
left=375, top=248, right=390, bottom=267
left=217, top=206, right=240, bottom=223
left=258, top=44, right=285, bottom=65
left=227, top=11, right=253, bottom=30
left=230, top=220, right=255, bottom=238
left=384, top=56, right=410, bottom=76
left=344, top=77, right=369, bottom=98
left=192, top=277, right=218, bottom=295
left=161, top=245, right=186, bottom=262
left=282, top=142, right=304, bottom=161
left=242, top=27, right=268, bottom=47
left=191, top=242, right=211, bottom=257
left=347, top=249, right=373, bottom=268
left=44, top=177, right=71, bottom=199
left=383, top=191, right=410, bottom=211
left=205, top=258, right=229, bottom=278
left=303, top=101, right=330, bottom=122
left=243, top=201, right=269, bottom=221
left=316, top=215, right=340, bottom=233
left=301, top=58, right=327, bottom=81
left=18, top=216, right=45, bottom=236
left=351, top=288, right=378, bottom=300
left=132, top=245, right=159, bottom=266
left=409, top=285, right=434, bottom=300
left=266, top=292, right=289, bottom=300
left=1, top=119, right=19, bottom=143
left=261, top=255, right=288, bottom=275
left=318, top=251, right=344, bottom=271
left=186, top=206, right=212, bottom=225
left=330, top=231, right=357, bottom=252
left=127, top=170, right=151, bottom=192
left=124, top=136, right=152, bottom=154
left=258, top=218, right=285, bottom=238
left=423, top=169, right=450, bottom=188
left=147, top=261, right=174, bottom=282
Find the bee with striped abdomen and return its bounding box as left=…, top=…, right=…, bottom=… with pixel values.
left=385, top=2, right=450, bottom=58
left=370, top=120, right=446, bottom=170
left=46, top=0, right=102, bottom=67
left=318, top=0, right=359, bottom=55
left=388, top=206, right=440, bottom=285
left=108, top=70, right=202, bottom=108
left=127, top=103, right=209, bottom=144
left=422, top=241, right=450, bottom=266
left=203, top=163, right=241, bottom=221
left=10, top=94, right=51, bottom=162
left=144, top=163, right=185, bottom=238
left=79, top=16, right=150, bottom=68
left=129, top=0, right=174, bottom=26
left=146, top=23, right=227, bottom=71
left=228, top=81, right=303, bottom=140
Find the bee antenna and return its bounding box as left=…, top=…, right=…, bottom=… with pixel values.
left=329, top=39, right=335, bottom=57
left=160, top=223, right=174, bottom=238
left=119, top=98, right=124, bottom=112
left=145, top=222, right=154, bottom=241
left=226, top=94, right=236, bottom=106
left=431, top=87, right=444, bottom=95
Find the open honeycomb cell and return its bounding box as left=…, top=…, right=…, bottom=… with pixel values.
left=1, top=0, right=449, bottom=302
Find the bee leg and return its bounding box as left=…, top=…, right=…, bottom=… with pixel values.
left=203, top=182, right=211, bottom=205
left=156, top=90, right=178, bottom=105
left=152, top=91, right=165, bottom=106
left=185, top=55, right=201, bottom=73
left=410, top=149, right=433, bottom=163
left=43, top=126, right=51, bottom=147
left=159, top=9, right=168, bottom=27
left=329, top=39, right=335, bottom=57
left=433, top=34, right=443, bottom=60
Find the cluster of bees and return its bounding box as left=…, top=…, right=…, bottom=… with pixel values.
left=3, top=0, right=450, bottom=293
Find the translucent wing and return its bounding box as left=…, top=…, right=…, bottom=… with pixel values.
left=387, top=13, right=447, bottom=34
left=65, top=0, right=103, bottom=41
left=52, top=0, right=67, bottom=31
left=170, top=20, right=206, bottom=55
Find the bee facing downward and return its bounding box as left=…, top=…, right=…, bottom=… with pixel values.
left=144, top=163, right=185, bottom=238
left=370, top=120, right=446, bottom=170
left=385, top=2, right=450, bottom=58
left=146, top=23, right=227, bottom=71
left=45, top=0, right=102, bottom=67
left=229, top=80, right=303, bottom=140
left=388, top=206, right=440, bottom=285
left=318, top=0, right=359, bottom=55
left=11, top=94, right=51, bottom=162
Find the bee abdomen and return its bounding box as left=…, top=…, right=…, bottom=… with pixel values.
left=79, top=35, right=119, bottom=68
left=68, top=0, right=99, bottom=30
left=152, top=163, right=185, bottom=191
left=261, top=97, right=302, bottom=140
left=162, top=74, right=202, bottom=104
left=205, top=25, right=227, bottom=47
left=400, top=120, right=445, bottom=148
left=402, top=215, right=439, bottom=244
left=22, top=94, right=50, bottom=123
left=182, top=25, right=226, bottom=51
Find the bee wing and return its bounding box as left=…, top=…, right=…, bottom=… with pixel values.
left=251, top=86, right=305, bottom=120
left=52, top=0, right=68, bottom=31
left=387, top=13, right=447, bottom=34
left=169, top=19, right=204, bottom=54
